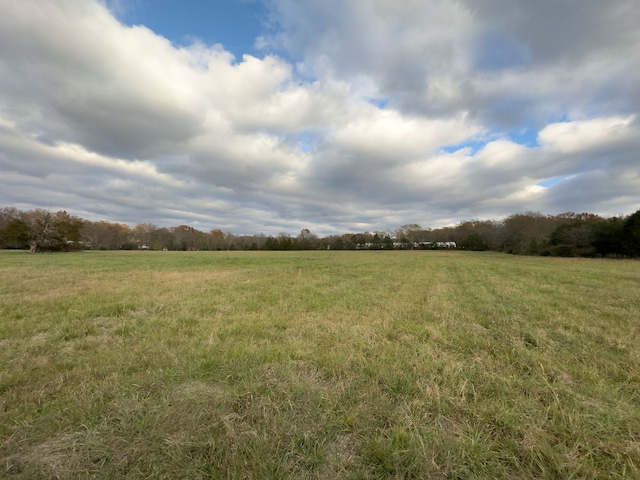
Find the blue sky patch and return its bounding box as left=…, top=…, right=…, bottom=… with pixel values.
left=290, top=131, right=317, bottom=154
left=366, top=97, right=389, bottom=109
left=538, top=176, right=568, bottom=188
left=441, top=139, right=486, bottom=155
left=508, top=128, right=539, bottom=147
left=115, top=0, right=268, bottom=58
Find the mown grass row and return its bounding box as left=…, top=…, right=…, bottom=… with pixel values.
left=1, top=250, right=639, bottom=478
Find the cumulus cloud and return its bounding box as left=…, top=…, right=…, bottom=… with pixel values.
left=538, top=116, right=637, bottom=155
left=0, top=0, right=638, bottom=234
left=265, top=0, right=640, bottom=125
left=0, top=1, right=206, bottom=158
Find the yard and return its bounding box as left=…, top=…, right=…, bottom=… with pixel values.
left=1, top=250, right=639, bottom=478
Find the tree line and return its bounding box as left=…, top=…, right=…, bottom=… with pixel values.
left=1, top=206, right=638, bottom=257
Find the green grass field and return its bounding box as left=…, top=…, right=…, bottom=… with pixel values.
left=1, top=250, right=639, bottom=479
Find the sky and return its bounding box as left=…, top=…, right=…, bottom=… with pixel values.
left=0, top=0, right=639, bottom=235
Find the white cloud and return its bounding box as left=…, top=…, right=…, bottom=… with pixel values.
left=0, top=1, right=207, bottom=158
left=538, top=116, right=637, bottom=154
left=265, top=0, right=640, bottom=126
left=329, top=109, right=479, bottom=160
left=0, top=0, right=638, bottom=235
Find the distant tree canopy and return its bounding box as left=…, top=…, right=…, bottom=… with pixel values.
left=0, top=208, right=83, bottom=252
left=1, top=206, right=639, bottom=257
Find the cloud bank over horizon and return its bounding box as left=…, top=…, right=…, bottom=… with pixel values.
left=1, top=0, right=638, bottom=235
